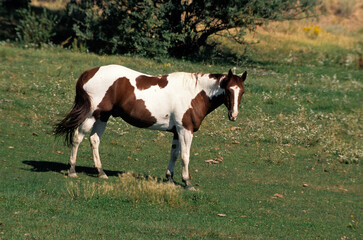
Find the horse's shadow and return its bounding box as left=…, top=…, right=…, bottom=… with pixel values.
left=22, top=160, right=185, bottom=187
left=22, top=160, right=174, bottom=184
left=22, top=160, right=123, bottom=177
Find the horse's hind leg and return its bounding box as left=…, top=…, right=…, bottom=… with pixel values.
left=89, top=119, right=108, bottom=178
left=166, top=131, right=180, bottom=183
left=69, top=117, right=95, bottom=177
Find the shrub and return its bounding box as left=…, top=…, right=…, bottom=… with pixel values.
left=15, top=7, right=59, bottom=47
left=65, top=0, right=170, bottom=57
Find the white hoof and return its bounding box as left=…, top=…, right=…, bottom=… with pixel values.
left=99, top=174, right=108, bottom=179
left=185, top=185, right=196, bottom=191
left=68, top=172, right=78, bottom=178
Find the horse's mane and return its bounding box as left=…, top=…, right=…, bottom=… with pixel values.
left=167, top=72, right=199, bottom=88
left=167, top=72, right=224, bottom=92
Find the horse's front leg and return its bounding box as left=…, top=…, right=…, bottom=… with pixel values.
left=179, top=128, right=195, bottom=190
left=166, top=131, right=180, bottom=184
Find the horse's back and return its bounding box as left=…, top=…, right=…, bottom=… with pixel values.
left=79, top=65, right=204, bottom=130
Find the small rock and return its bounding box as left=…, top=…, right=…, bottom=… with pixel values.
left=272, top=193, right=283, bottom=199
left=157, top=132, right=165, bottom=137
left=303, top=183, right=309, bottom=187
left=217, top=214, right=227, bottom=217
left=216, top=155, right=223, bottom=162
left=205, top=159, right=220, bottom=164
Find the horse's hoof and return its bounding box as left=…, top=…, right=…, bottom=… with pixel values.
left=99, top=174, right=108, bottom=179
left=166, top=173, right=174, bottom=184
left=68, top=172, right=78, bottom=178
left=185, top=185, right=196, bottom=191
left=166, top=178, right=175, bottom=185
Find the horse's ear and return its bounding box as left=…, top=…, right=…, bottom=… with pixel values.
left=228, top=69, right=233, bottom=78
left=241, top=71, right=247, bottom=82
left=220, top=69, right=233, bottom=88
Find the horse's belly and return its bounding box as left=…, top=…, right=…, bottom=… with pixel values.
left=148, top=113, right=174, bottom=131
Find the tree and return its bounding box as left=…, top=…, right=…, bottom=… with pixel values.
left=66, top=0, right=319, bottom=58
left=161, top=0, right=319, bottom=57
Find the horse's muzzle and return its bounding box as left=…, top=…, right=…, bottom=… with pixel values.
left=228, top=112, right=238, bottom=121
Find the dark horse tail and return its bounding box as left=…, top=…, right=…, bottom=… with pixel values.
left=54, top=69, right=96, bottom=146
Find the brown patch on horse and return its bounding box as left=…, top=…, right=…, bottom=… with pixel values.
left=208, top=73, right=224, bottom=81
left=94, top=77, right=157, bottom=128
left=135, top=75, right=168, bottom=90
left=76, top=67, right=100, bottom=88
left=182, top=91, right=224, bottom=133
left=209, top=73, right=230, bottom=89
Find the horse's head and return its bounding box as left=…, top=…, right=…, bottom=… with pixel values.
left=220, top=69, right=247, bottom=121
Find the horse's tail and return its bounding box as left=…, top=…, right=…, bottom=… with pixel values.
left=54, top=71, right=93, bottom=146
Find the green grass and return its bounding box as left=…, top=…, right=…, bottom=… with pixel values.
left=0, top=43, right=362, bottom=239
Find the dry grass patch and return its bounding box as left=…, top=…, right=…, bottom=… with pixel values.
left=66, top=172, right=185, bottom=206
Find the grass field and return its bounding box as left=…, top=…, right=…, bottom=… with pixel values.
left=0, top=3, right=362, bottom=239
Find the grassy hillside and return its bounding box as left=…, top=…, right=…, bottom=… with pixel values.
left=0, top=1, right=362, bottom=239
left=0, top=41, right=361, bottom=239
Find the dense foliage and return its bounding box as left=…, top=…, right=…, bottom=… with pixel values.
left=65, top=0, right=319, bottom=57
left=15, top=7, right=59, bottom=47
left=3, top=0, right=319, bottom=58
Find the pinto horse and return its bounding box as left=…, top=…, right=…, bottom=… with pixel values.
left=54, top=65, right=247, bottom=189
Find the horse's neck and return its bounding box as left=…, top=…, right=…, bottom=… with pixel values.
left=196, top=74, right=225, bottom=113
left=196, top=73, right=224, bottom=97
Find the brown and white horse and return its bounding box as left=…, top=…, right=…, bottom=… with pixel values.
left=54, top=65, right=247, bottom=189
